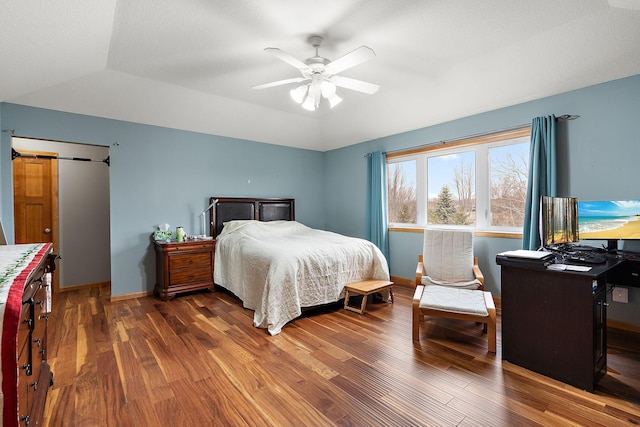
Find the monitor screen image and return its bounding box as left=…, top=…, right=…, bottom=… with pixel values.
left=578, top=200, right=640, bottom=241
left=542, top=196, right=579, bottom=247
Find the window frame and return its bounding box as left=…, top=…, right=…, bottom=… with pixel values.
left=386, top=127, right=531, bottom=234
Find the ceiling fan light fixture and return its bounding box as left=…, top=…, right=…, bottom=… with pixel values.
left=308, top=79, right=322, bottom=107
left=320, top=80, right=337, bottom=98
left=328, top=94, right=343, bottom=108
left=290, top=85, right=307, bottom=104
left=301, top=95, right=316, bottom=111
left=255, top=35, right=378, bottom=112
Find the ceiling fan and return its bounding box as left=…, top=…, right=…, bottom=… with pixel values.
left=252, top=35, right=379, bottom=111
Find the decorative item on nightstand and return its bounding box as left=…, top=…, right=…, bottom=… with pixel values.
left=153, top=223, right=173, bottom=242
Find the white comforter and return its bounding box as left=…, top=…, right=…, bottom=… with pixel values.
left=213, top=220, right=390, bottom=335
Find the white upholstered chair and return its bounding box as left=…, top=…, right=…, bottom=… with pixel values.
left=412, top=229, right=496, bottom=353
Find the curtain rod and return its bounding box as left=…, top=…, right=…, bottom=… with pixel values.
left=368, top=114, right=579, bottom=158
left=3, top=128, right=113, bottom=166
left=11, top=147, right=110, bottom=166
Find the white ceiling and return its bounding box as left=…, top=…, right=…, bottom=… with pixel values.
left=2, top=0, right=640, bottom=152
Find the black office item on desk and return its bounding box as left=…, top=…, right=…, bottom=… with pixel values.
left=562, top=251, right=607, bottom=264
left=568, top=244, right=606, bottom=253
left=495, top=251, right=554, bottom=270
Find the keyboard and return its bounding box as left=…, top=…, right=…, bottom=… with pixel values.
left=562, top=251, right=607, bottom=264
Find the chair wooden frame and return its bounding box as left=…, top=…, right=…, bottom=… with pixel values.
left=413, top=254, right=496, bottom=353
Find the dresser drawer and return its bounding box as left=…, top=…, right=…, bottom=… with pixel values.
left=18, top=331, right=32, bottom=421
left=169, top=252, right=211, bottom=270
left=18, top=305, right=31, bottom=353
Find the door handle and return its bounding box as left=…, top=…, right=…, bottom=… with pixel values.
left=44, top=228, right=51, bottom=234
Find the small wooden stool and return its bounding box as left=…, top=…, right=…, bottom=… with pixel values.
left=344, top=279, right=394, bottom=314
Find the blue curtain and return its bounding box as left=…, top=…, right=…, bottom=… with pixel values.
left=367, top=151, right=390, bottom=262
left=522, top=115, right=557, bottom=250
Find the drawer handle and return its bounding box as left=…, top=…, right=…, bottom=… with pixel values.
left=34, top=338, right=41, bottom=347
left=20, top=415, right=30, bottom=426
left=22, top=363, right=32, bottom=376
left=23, top=318, right=33, bottom=328
left=30, top=381, right=38, bottom=391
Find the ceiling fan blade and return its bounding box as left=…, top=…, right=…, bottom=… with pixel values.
left=265, top=47, right=310, bottom=72
left=325, top=46, right=376, bottom=75
left=331, top=75, right=379, bottom=95
left=252, top=77, right=308, bottom=90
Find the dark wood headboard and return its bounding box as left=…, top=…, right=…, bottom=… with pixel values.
left=209, top=197, right=295, bottom=238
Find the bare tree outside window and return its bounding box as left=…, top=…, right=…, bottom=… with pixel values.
left=454, top=158, right=474, bottom=216
left=490, top=143, right=529, bottom=227
left=387, top=161, right=416, bottom=223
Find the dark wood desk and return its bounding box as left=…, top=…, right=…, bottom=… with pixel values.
left=496, top=254, right=625, bottom=392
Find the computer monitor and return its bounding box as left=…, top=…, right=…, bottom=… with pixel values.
left=541, top=196, right=579, bottom=248
left=578, top=199, right=640, bottom=252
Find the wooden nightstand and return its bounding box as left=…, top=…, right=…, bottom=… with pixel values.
left=154, top=239, right=215, bottom=301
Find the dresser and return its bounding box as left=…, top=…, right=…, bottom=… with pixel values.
left=1, top=243, right=56, bottom=427
left=154, top=239, right=215, bottom=300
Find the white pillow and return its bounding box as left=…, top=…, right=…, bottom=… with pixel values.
left=219, top=220, right=256, bottom=236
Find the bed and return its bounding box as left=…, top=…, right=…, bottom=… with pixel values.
left=210, top=197, right=390, bottom=335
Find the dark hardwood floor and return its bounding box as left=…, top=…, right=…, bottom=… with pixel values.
left=43, top=285, right=640, bottom=426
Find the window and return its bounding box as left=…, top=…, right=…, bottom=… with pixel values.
left=388, top=160, right=417, bottom=223
left=387, top=128, right=530, bottom=231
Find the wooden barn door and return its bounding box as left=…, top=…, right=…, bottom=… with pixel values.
left=13, top=149, right=59, bottom=290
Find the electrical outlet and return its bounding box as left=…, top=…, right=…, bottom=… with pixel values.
left=612, top=287, right=628, bottom=303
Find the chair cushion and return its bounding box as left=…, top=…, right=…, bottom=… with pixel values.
left=423, top=229, right=475, bottom=282
left=421, top=275, right=481, bottom=290
left=419, top=285, right=489, bottom=316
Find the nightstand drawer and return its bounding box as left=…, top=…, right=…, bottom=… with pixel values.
left=169, top=267, right=212, bottom=285
left=162, top=242, right=213, bottom=253
left=169, top=252, right=211, bottom=270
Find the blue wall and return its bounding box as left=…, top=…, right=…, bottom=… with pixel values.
left=0, top=104, right=325, bottom=297
left=324, top=74, right=640, bottom=325
left=2, top=73, right=639, bottom=325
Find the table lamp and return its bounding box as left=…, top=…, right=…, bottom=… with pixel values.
left=199, top=199, right=218, bottom=238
